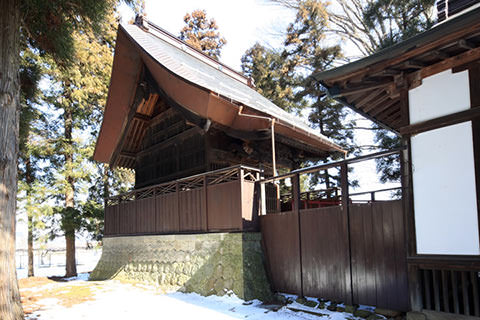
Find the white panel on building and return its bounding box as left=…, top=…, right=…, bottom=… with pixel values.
left=409, top=69, right=470, bottom=124
left=411, top=122, right=479, bottom=255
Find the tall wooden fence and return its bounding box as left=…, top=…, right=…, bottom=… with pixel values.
left=104, top=166, right=260, bottom=236
left=260, top=200, right=409, bottom=311
left=258, top=149, right=409, bottom=311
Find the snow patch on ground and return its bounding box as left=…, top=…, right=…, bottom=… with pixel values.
left=23, top=276, right=372, bottom=320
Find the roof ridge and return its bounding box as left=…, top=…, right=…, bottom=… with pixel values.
left=133, top=14, right=254, bottom=88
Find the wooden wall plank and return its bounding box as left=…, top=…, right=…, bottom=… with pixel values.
left=300, top=206, right=349, bottom=302
left=155, top=193, right=179, bottom=233
left=260, top=212, right=302, bottom=295
left=179, top=188, right=204, bottom=231
left=207, top=181, right=241, bottom=231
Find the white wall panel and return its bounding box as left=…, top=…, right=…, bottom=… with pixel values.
left=409, top=69, right=470, bottom=124
left=411, top=122, right=479, bottom=255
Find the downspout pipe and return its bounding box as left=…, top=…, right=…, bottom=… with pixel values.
left=237, top=106, right=277, bottom=177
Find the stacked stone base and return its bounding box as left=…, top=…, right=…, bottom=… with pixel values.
left=90, top=232, right=272, bottom=301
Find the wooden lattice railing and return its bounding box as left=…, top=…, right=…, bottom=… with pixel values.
left=104, top=165, right=261, bottom=236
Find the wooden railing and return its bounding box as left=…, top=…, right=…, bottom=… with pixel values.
left=258, top=148, right=405, bottom=215
left=104, top=165, right=261, bottom=236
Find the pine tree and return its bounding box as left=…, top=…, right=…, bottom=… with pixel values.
left=330, top=0, right=435, bottom=183
left=179, top=9, right=227, bottom=60
left=241, top=43, right=301, bottom=113
left=1, top=0, right=126, bottom=318
left=328, top=0, right=435, bottom=55
left=283, top=0, right=356, bottom=189
left=18, top=45, right=46, bottom=278
left=40, top=8, right=120, bottom=277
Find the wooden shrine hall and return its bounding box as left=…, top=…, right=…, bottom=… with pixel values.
left=93, top=16, right=343, bottom=234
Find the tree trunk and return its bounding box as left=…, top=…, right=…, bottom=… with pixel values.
left=27, top=216, right=34, bottom=277
left=0, top=0, right=24, bottom=319
left=64, top=106, right=77, bottom=277
left=25, top=158, right=34, bottom=277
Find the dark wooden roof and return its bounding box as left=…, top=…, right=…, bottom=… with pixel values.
left=94, top=18, right=344, bottom=167
left=313, top=6, right=480, bottom=133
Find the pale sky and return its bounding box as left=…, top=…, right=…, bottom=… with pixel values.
left=119, top=0, right=295, bottom=70
left=16, top=1, right=398, bottom=252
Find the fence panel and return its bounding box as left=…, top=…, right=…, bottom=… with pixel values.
left=300, top=206, right=350, bottom=302
left=136, top=197, right=156, bottom=234
left=155, top=193, right=178, bottom=233
left=261, top=211, right=302, bottom=295
left=119, top=201, right=136, bottom=234
left=261, top=200, right=409, bottom=311
left=178, top=188, right=204, bottom=231
left=350, top=201, right=409, bottom=311
left=207, top=181, right=241, bottom=231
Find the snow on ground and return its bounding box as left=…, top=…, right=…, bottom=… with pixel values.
left=20, top=274, right=373, bottom=320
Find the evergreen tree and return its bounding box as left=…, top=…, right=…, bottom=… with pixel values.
left=18, top=45, right=46, bottom=278
left=40, top=8, right=120, bottom=277
left=179, top=9, right=227, bottom=60
left=330, top=0, right=435, bottom=183
left=0, top=0, right=129, bottom=318
left=328, top=0, right=435, bottom=55
left=241, top=43, right=301, bottom=113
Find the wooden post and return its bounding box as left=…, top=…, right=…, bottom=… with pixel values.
left=271, top=119, right=277, bottom=177
left=259, top=166, right=266, bottom=216
left=292, top=173, right=304, bottom=297
left=238, top=167, right=244, bottom=230
left=202, top=175, right=208, bottom=231
left=370, top=191, right=375, bottom=202
left=154, top=186, right=157, bottom=233
left=176, top=181, right=180, bottom=232
left=340, top=163, right=353, bottom=305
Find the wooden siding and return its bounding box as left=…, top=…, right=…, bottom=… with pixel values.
left=207, top=181, right=241, bottom=231
left=300, top=206, right=351, bottom=302
left=350, top=201, right=409, bottom=311
left=261, top=211, right=302, bottom=295
left=105, top=166, right=260, bottom=236
left=260, top=201, right=409, bottom=311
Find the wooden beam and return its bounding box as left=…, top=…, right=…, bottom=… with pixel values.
left=458, top=39, right=475, bottom=50
left=120, top=151, right=136, bottom=159
left=329, top=81, right=391, bottom=98
left=370, top=68, right=401, bottom=77
left=133, top=112, right=151, bottom=122
left=363, top=93, right=391, bottom=113
left=403, top=60, right=426, bottom=69
left=408, top=46, right=480, bottom=83
left=353, top=88, right=383, bottom=106
left=399, top=105, right=480, bottom=136
left=432, top=50, right=450, bottom=60
left=370, top=98, right=399, bottom=117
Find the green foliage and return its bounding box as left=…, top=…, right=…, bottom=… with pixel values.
left=179, top=9, right=227, bottom=60
left=241, top=44, right=300, bottom=113
left=362, top=0, right=436, bottom=50
left=373, top=126, right=402, bottom=183
left=360, top=0, right=435, bottom=182
left=328, top=0, right=435, bottom=55
left=243, top=0, right=357, bottom=189
left=20, top=0, right=117, bottom=65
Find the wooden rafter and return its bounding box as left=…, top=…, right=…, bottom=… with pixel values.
left=329, top=82, right=392, bottom=98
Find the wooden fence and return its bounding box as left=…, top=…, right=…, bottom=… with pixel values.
left=104, top=165, right=260, bottom=236
left=258, top=149, right=409, bottom=311
left=261, top=201, right=409, bottom=311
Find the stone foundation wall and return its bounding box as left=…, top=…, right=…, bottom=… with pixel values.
left=90, top=232, right=272, bottom=301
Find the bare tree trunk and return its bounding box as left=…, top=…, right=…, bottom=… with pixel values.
left=25, top=158, right=34, bottom=277
left=64, top=106, right=77, bottom=277
left=0, top=0, right=24, bottom=319
left=27, top=215, right=34, bottom=277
